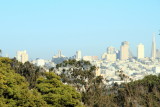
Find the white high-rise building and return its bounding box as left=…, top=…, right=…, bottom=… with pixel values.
left=16, top=50, right=29, bottom=63
left=137, top=43, right=144, bottom=59
left=151, top=35, right=156, bottom=59
left=76, top=50, right=82, bottom=60
left=120, top=41, right=129, bottom=60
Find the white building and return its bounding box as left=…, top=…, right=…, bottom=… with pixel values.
left=36, top=59, right=45, bottom=67
left=76, top=50, right=82, bottom=61
left=106, top=54, right=116, bottom=62
left=120, top=41, right=129, bottom=60
left=16, top=50, right=29, bottom=63
left=83, top=56, right=98, bottom=61
left=102, top=46, right=117, bottom=61
left=137, top=43, right=144, bottom=59
left=153, top=67, right=160, bottom=73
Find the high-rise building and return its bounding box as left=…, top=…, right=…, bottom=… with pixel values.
left=76, top=50, right=82, bottom=61
left=102, top=46, right=116, bottom=61
left=137, top=43, right=144, bottom=59
left=16, top=50, right=29, bottom=63
left=151, top=35, right=156, bottom=59
left=120, top=41, right=129, bottom=60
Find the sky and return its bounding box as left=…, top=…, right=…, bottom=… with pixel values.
left=0, top=0, right=160, bottom=60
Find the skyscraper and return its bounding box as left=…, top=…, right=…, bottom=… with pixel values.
left=120, top=41, right=129, bottom=60
left=76, top=50, right=82, bottom=60
left=151, top=35, right=156, bottom=59
left=137, top=43, right=144, bottom=59
left=16, top=50, right=29, bottom=63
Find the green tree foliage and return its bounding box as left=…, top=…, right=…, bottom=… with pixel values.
left=55, top=59, right=160, bottom=107
left=56, top=60, right=116, bottom=107
left=9, top=58, right=45, bottom=89
left=36, top=72, right=83, bottom=107
left=0, top=57, right=83, bottom=107
left=2, top=57, right=160, bottom=107
left=0, top=57, right=47, bottom=107
left=56, top=59, right=96, bottom=92
left=0, top=49, right=2, bottom=57
left=114, top=75, right=160, bottom=107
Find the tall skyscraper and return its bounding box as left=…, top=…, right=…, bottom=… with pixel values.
left=137, top=43, right=144, bottom=59
left=76, top=50, right=82, bottom=60
left=151, top=35, right=156, bottom=59
left=16, top=50, right=29, bottom=63
left=120, top=41, right=129, bottom=60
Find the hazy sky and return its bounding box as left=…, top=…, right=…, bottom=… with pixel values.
left=0, top=0, right=160, bottom=60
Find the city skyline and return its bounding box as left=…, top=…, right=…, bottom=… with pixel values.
left=11, top=36, right=160, bottom=61
left=1, top=35, right=160, bottom=60
left=0, top=1, right=160, bottom=59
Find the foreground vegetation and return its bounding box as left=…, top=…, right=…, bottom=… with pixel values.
left=1, top=57, right=160, bottom=107
left=0, top=58, right=82, bottom=107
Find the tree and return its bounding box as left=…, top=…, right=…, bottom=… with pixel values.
left=0, top=49, right=2, bottom=57
left=57, top=60, right=116, bottom=107
left=9, top=58, right=45, bottom=89
left=36, top=72, right=83, bottom=107
left=0, top=57, right=48, bottom=107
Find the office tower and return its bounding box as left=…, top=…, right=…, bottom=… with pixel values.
left=120, top=41, right=129, bottom=60
left=16, top=50, right=29, bottom=63
left=151, top=35, right=156, bottom=59
left=76, top=50, right=82, bottom=60
left=137, top=43, right=145, bottom=59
